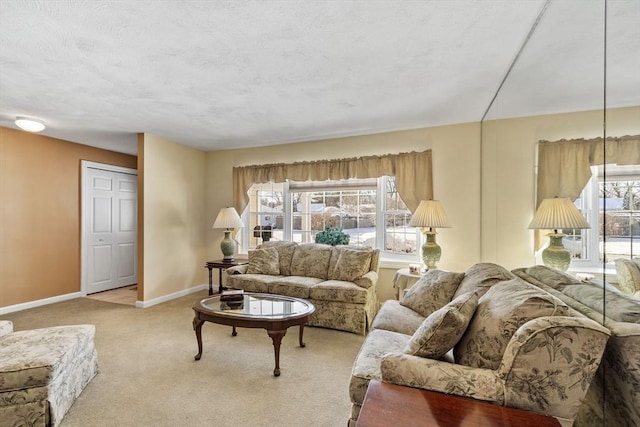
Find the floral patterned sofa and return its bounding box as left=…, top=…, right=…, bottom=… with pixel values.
left=513, top=265, right=640, bottom=427
left=0, top=320, right=98, bottom=426
left=226, top=242, right=380, bottom=335
left=348, top=263, right=611, bottom=427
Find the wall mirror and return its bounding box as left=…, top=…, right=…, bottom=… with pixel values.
left=481, top=0, right=639, bottom=426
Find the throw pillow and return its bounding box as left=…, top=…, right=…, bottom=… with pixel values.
left=290, top=243, right=333, bottom=279
left=400, top=270, right=465, bottom=317
left=246, top=247, right=280, bottom=275
left=258, top=241, right=297, bottom=276
left=404, top=292, right=479, bottom=359
left=454, top=278, right=570, bottom=370
left=330, top=248, right=373, bottom=282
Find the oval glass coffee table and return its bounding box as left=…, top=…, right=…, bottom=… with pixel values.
left=192, top=293, right=315, bottom=376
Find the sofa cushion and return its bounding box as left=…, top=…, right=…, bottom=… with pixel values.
left=268, top=276, right=322, bottom=298
left=349, top=328, right=411, bottom=406
left=615, top=258, right=640, bottom=295
left=519, top=265, right=582, bottom=291
left=372, top=300, right=426, bottom=336
left=227, top=273, right=280, bottom=293
left=259, top=241, right=298, bottom=276
left=246, top=247, right=280, bottom=275
left=328, top=248, right=373, bottom=282
left=454, top=278, right=570, bottom=370
left=0, top=325, right=95, bottom=392
left=404, top=292, right=479, bottom=359
left=454, top=263, right=515, bottom=298
left=290, top=243, right=333, bottom=279
left=562, top=284, right=640, bottom=323
left=309, top=280, right=368, bottom=304
left=400, top=270, right=464, bottom=317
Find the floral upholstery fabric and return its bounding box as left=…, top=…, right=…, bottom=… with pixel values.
left=327, top=247, right=373, bottom=282
left=562, top=284, right=640, bottom=323
left=226, top=243, right=380, bottom=335
left=514, top=265, right=640, bottom=427
left=455, top=278, right=570, bottom=370
left=371, top=300, right=425, bottom=336
left=453, top=262, right=515, bottom=298
left=399, top=270, right=464, bottom=317
left=290, top=243, right=333, bottom=279
left=0, top=323, right=98, bottom=427
left=258, top=241, right=297, bottom=276
left=349, top=329, right=410, bottom=406
left=309, top=280, right=368, bottom=304
left=227, top=273, right=279, bottom=293
left=404, top=292, right=479, bottom=359
left=521, top=265, right=582, bottom=290
left=246, top=247, right=280, bottom=275
left=614, top=258, right=640, bottom=295
left=348, top=263, right=613, bottom=427
left=268, top=276, right=322, bottom=299
left=0, top=320, right=12, bottom=338
left=498, top=316, right=610, bottom=424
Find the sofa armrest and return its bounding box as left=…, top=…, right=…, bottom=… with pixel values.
left=498, top=316, right=610, bottom=421
left=226, top=264, right=249, bottom=275
left=354, top=271, right=378, bottom=289
left=0, top=320, right=14, bottom=338
left=380, top=353, right=504, bottom=403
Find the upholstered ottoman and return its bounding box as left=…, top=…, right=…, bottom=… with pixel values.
left=0, top=320, right=98, bottom=427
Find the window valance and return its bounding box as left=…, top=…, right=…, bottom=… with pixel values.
left=233, top=150, right=433, bottom=214
left=534, top=135, right=640, bottom=249
left=537, top=135, right=640, bottom=206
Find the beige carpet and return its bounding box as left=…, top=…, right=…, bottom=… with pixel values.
left=4, top=291, right=365, bottom=427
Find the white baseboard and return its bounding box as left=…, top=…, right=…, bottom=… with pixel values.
left=0, top=284, right=208, bottom=315
left=134, top=284, right=208, bottom=308
left=0, top=292, right=83, bottom=315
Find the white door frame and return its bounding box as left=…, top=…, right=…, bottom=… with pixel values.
left=81, top=160, right=138, bottom=296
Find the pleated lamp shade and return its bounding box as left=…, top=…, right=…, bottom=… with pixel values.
left=409, top=200, right=452, bottom=229
left=528, top=197, right=590, bottom=231
left=213, top=207, right=244, bottom=230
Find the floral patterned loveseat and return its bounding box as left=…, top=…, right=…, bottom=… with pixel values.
left=0, top=320, right=98, bottom=426
left=227, top=242, right=380, bottom=335
left=349, top=263, right=611, bottom=427
left=514, top=265, right=640, bottom=427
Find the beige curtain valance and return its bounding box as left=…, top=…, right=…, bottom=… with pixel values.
left=535, top=135, right=640, bottom=249
left=233, top=150, right=433, bottom=214
left=537, top=135, right=640, bottom=206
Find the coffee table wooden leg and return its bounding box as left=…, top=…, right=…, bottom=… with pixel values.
left=232, top=326, right=237, bottom=336
left=193, top=318, right=205, bottom=361
left=299, top=324, right=306, bottom=347
left=267, top=329, right=287, bottom=377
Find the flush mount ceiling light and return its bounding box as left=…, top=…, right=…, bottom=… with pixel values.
left=15, top=117, right=46, bottom=132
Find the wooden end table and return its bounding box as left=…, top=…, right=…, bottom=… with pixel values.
left=204, top=259, right=248, bottom=295
left=356, top=381, right=561, bottom=427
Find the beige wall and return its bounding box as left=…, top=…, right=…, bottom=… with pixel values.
left=0, top=127, right=137, bottom=308
left=481, top=106, right=640, bottom=270
left=140, top=134, right=207, bottom=301
left=205, top=122, right=482, bottom=301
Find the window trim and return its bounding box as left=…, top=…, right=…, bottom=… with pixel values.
left=239, top=177, right=422, bottom=264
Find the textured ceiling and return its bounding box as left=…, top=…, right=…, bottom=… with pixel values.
left=0, top=1, right=638, bottom=155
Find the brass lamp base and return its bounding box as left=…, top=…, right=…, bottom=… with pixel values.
left=421, top=231, right=441, bottom=270
left=541, top=233, right=571, bottom=272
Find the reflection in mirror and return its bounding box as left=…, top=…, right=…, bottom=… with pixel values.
left=481, top=1, right=639, bottom=426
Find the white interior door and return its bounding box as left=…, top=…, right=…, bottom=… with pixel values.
left=84, top=164, right=138, bottom=294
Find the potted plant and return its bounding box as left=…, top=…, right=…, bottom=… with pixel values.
left=315, top=226, right=350, bottom=246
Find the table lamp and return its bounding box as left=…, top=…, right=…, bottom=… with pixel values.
left=528, top=197, right=590, bottom=271
left=213, top=207, right=244, bottom=261
left=409, top=200, right=451, bottom=269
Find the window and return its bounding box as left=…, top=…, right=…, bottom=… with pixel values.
left=240, top=177, right=419, bottom=259
left=567, top=164, right=640, bottom=267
